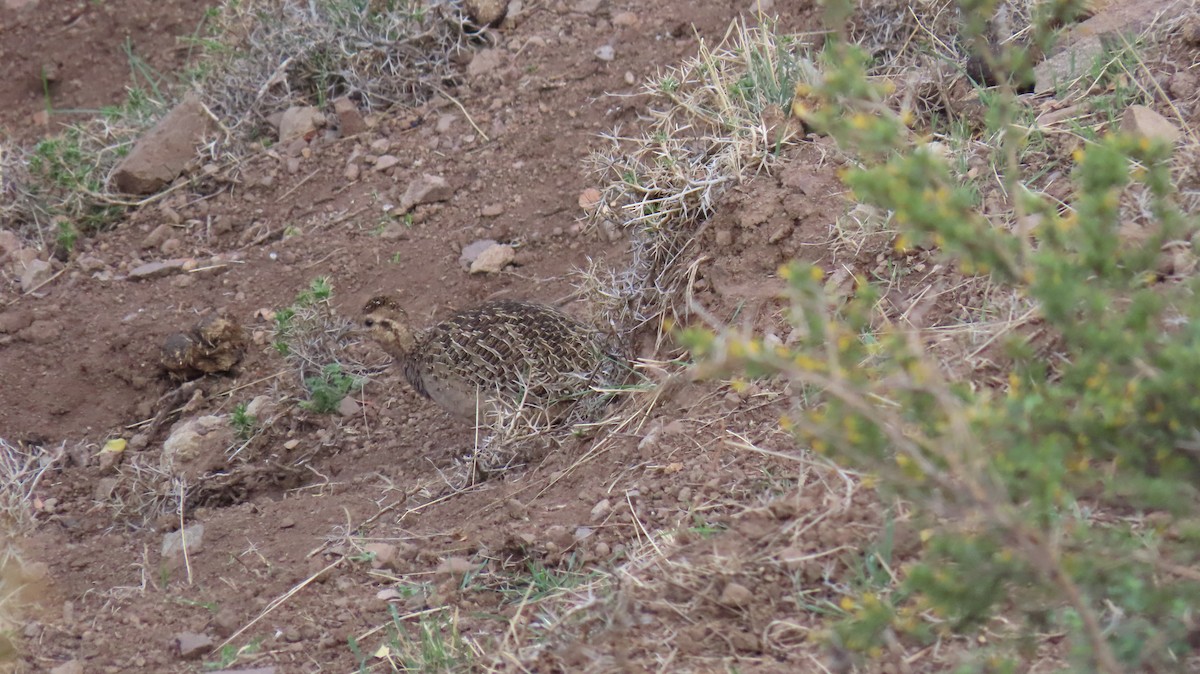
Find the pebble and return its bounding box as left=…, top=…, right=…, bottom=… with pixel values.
left=469, top=244, right=515, bottom=274
left=162, top=524, right=206, bottom=558
left=719, top=582, right=753, bottom=608
left=400, top=174, right=453, bottom=211
left=128, top=259, right=188, bottom=281
left=613, top=11, right=639, bottom=27
left=337, top=397, right=361, bottom=417
left=364, top=543, right=398, bottom=569
left=460, top=238, right=499, bottom=269
left=480, top=203, right=504, bottom=217
left=344, top=162, right=361, bottom=181
left=173, top=632, right=214, bottom=660
left=374, top=155, right=400, bottom=172
left=50, top=662, right=83, bottom=674
left=594, top=45, right=615, bottom=62
left=333, top=96, right=367, bottom=136
left=590, top=498, right=612, bottom=521
left=19, top=259, right=53, bottom=293
left=578, top=187, right=602, bottom=211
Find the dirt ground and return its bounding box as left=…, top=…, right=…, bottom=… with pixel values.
left=0, top=0, right=893, bottom=672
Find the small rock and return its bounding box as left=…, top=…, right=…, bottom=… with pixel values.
left=50, top=661, right=83, bottom=674
left=162, top=523, right=206, bottom=558
left=594, top=45, right=615, bottom=62
left=364, top=543, right=398, bottom=569
left=173, top=631, right=214, bottom=660
left=437, top=557, right=474, bottom=577
left=467, top=49, right=505, bottom=78
left=93, top=477, right=119, bottom=501
left=573, top=0, right=601, bottom=12
left=748, top=0, right=774, bottom=12
left=283, top=627, right=302, bottom=643
left=465, top=0, right=508, bottom=26
left=715, top=229, right=733, bottom=247
left=1120, top=105, right=1181, bottom=145
left=278, top=517, right=295, bottom=529
left=481, top=203, right=504, bottom=218
left=128, top=259, right=187, bottom=281
left=400, top=174, right=453, bottom=211
left=0, top=229, right=20, bottom=260
left=19, top=259, right=53, bottom=293
left=1169, top=71, right=1198, bottom=100
left=278, top=106, right=325, bottom=144
left=469, top=244, right=515, bottom=274
left=344, top=162, right=361, bottom=181
left=0, top=310, right=33, bottom=334
left=378, top=223, right=409, bottom=241
left=578, top=187, right=602, bottom=211
left=574, top=526, right=593, bottom=541
left=337, top=397, right=361, bottom=417
left=162, top=415, right=234, bottom=480
left=142, top=223, right=173, bottom=249
left=333, top=96, right=367, bottom=136
left=436, top=114, right=457, bottom=134
left=77, top=255, right=106, bottom=273
left=459, top=238, right=499, bottom=269
left=212, top=607, right=239, bottom=637
left=613, top=11, right=639, bottom=27
left=377, top=588, right=403, bottom=602
left=719, top=582, right=754, bottom=608
left=776, top=545, right=808, bottom=571
left=114, top=93, right=214, bottom=194
left=18, top=319, right=60, bottom=343
left=374, top=155, right=400, bottom=172
left=161, top=238, right=183, bottom=256
left=209, top=668, right=276, bottom=674
left=590, top=498, right=612, bottom=521
left=245, top=395, right=275, bottom=420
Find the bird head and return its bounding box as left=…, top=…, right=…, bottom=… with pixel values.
left=361, top=294, right=417, bottom=357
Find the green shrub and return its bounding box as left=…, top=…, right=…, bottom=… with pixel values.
left=685, top=1, right=1200, bottom=671
left=300, top=363, right=361, bottom=414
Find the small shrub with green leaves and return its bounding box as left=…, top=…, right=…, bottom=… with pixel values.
left=300, top=363, right=361, bottom=414
left=229, top=402, right=258, bottom=439
left=272, top=277, right=367, bottom=415
left=686, top=2, right=1200, bottom=671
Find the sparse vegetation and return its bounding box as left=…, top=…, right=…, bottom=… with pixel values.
left=353, top=606, right=474, bottom=674
left=272, top=277, right=369, bottom=414
left=300, top=362, right=362, bottom=414
left=684, top=1, right=1200, bottom=671
left=229, top=402, right=257, bottom=439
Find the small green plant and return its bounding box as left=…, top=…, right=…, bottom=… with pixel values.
left=357, top=606, right=472, bottom=673
left=229, top=402, right=257, bottom=439
left=300, top=363, right=361, bottom=414
left=271, top=276, right=369, bottom=416
left=203, top=639, right=260, bottom=671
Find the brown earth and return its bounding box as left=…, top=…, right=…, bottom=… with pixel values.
left=7, top=0, right=1194, bottom=671
left=0, top=0, right=889, bottom=672
left=0, top=0, right=217, bottom=142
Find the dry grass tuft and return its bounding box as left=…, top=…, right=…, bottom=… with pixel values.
left=199, top=0, right=470, bottom=140
left=0, top=440, right=62, bottom=533
left=581, top=20, right=817, bottom=343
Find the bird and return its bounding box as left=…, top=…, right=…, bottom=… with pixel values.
left=360, top=295, right=624, bottom=422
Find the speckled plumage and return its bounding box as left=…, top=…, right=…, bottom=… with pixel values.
left=362, top=295, right=621, bottom=420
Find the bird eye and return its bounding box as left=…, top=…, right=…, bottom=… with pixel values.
left=364, top=318, right=375, bottom=327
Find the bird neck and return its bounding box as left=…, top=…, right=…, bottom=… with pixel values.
left=385, top=324, right=418, bottom=360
